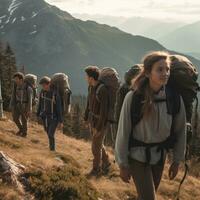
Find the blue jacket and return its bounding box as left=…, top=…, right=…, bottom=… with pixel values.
left=37, top=89, right=63, bottom=123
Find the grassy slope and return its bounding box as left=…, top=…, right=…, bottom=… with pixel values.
left=0, top=113, right=200, bottom=200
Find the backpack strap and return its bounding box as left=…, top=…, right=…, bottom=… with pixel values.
left=66, top=87, right=72, bottom=105
left=128, top=90, right=144, bottom=150
left=25, top=83, right=31, bottom=103
left=128, top=86, right=181, bottom=151
left=95, top=83, right=104, bottom=102
left=51, top=90, right=56, bottom=119
left=40, top=89, right=56, bottom=119
left=165, top=85, right=181, bottom=142
left=130, top=90, right=144, bottom=127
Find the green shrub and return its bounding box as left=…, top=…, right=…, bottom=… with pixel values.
left=23, top=155, right=99, bottom=200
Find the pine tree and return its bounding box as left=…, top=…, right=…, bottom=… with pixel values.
left=0, top=42, right=17, bottom=110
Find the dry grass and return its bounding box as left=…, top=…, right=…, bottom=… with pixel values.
left=0, top=113, right=200, bottom=200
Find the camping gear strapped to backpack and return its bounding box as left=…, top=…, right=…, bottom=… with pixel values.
left=51, top=73, right=71, bottom=114
left=96, top=67, right=120, bottom=124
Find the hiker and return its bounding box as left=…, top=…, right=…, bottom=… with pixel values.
left=37, top=76, right=63, bottom=151
left=115, top=64, right=142, bottom=124
left=51, top=73, right=72, bottom=133
left=24, top=74, right=38, bottom=107
left=84, top=66, right=111, bottom=176
left=115, top=51, right=186, bottom=200
left=10, top=72, right=33, bottom=137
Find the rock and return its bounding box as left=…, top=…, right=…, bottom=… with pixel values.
left=0, top=151, right=25, bottom=194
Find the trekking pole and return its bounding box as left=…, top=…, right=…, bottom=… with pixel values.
left=175, top=151, right=189, bottom=200
left=175, top=163, right=189, bottom=200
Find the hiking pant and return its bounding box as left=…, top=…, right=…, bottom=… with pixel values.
left=129, top=159, right=165, bottom=200
left=12, top=104, right=28, bottom=135
left=90, top=126, right=110, bottom=171
left=43, top=117, right=58, bottom=151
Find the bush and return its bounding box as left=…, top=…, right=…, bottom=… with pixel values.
left=23, top=155, right=99, bottom=200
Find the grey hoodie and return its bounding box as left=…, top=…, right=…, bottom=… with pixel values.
left=115, top=89, right=186, bottom=167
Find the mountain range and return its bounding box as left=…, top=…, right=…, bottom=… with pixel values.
left=0, top=0, right=199, bottom=93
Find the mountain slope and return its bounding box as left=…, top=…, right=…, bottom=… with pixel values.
left=74, top=14, right=186, bottom=40
left=0, top=0, right=199, bottom=94
left=186, top=52, right=200, bottom=60
left=118, top=17, right=185, bottom=40
left=1, top=114, right=200, bottom=200
left=0, top=0, right=168, bottom=93
left=160, top=21, right=200, bottom=54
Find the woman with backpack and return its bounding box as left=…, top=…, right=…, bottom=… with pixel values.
left=115, top=51, right=186, bottom=200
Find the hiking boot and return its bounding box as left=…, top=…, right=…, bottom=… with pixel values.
left=21, top=132, right=27, bottom=138
left=86, top=168, right=101, bottom=178
left=50, top=148, right=55, bottom=152
left=16, top=131, right=22, bottom=136
left=102, top=162, right=111, bottom=174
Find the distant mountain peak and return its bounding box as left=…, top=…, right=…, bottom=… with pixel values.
left=0, top=0, right=73, bottom=31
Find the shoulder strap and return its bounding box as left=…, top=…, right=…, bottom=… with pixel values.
left=128, top=90, right=144, bottom=150
left=96, top=83, right=104, bottom=102
left=128, top=87, right=181, bottom=150
left=165, top=86, right=181, bottom=139
left=166, top=85, right=181, bottom=116
left=130, top=90, right=144, bottom=127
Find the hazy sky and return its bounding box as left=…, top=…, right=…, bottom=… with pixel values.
left=46, top=0, right=200, bottom=22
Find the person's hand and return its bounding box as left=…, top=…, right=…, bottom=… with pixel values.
left=120, top=166, right=131, bottom=183
left=169, top=162, right=179, bottom=180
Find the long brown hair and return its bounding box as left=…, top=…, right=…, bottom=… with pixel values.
left=132, top=51, right=170, bottom=116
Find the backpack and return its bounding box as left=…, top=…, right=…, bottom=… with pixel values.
left=51, top=73, right=71, bottom=114
left=96, top=67, right=120, bottom=123
left=168, top=55, right=199, bottom=123
left=129, top=55, right=199, bottom=144
left=115, top=64, right=142, bottom=123
left=124, top=64, right=143, bottom=85
left=24, top=74, right=38, bottom=106
left=128, top=55, right=200, bottom=158
left=168, top=55, right=200, bottom=198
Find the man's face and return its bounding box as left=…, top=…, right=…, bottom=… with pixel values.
left=14, top=77, right=23, bottom=85
left=41, top=83, right=50, bottom=91
left=85, top=75, right=93, bottom=86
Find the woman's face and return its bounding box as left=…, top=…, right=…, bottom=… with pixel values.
left=148, top=59, right=170, bottom=89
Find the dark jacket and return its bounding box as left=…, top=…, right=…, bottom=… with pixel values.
left=37, top=89, right=63, bottom=123
left=114, top=65, right=141, bottom=124
left=84, top=82, right=109, bottom=131
left=114, top=83, right=130, bottom=124
left=10, top=83, right=33, bottom=113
